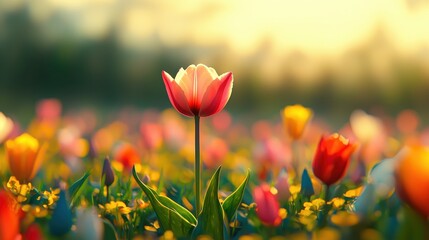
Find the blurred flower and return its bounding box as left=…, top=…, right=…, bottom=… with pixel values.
left=162, top=64, right=234, bottom=117
left=36, top=98, right=62, bottom=122
left=102, top=156, right=115, bottom=187
left=0, top=190, right=19, bottom=240
left=6, top=133, right=46, bottom=182
left=330, top=211, right=360, bottom=227
left=282, top=104, right=312, bottom=140
left=58, top=126, right=89, bottom=158
left=6, top=176, right=33, bottom=202
left=275, top=169, right=290, bottom=201
left=76, top=207, right=103, bottom=240
left=350, top=110, right=382, bottom=143
left=140, top=122, right=163, bottom=152
left=395, top=146, right=429, bottom=218
left=343, top=186, right=363, bottom=198
left=0, top=112, right=14, bottom=143
left=312, top=134, right=356, bottom=186
left=253, top=183, right=281, bottom=226
left=23, top=224, right=44, bottom=240
left=49, top=190, right=72, bottom=236
left=114, top=143, right=140, bottom=172
left=203, top=138, right=229, bottom=169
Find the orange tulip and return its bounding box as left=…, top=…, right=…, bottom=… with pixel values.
left=282, top=104, right=312, bottom=140
left=6, top=133, right=46, bottom=183
left=312, top=134, right=356, bottom=186
left=0, top=190, right=20, bottom=240
left=114, top=143, right=140, bottom=172
left=396, top=146, right=429, bottom=218
left=162, top=64, right=233, bottom=117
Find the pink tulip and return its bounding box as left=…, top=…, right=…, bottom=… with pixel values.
left=162, top=64, right=233, bottom=117
left=253, top=184, right=281, bottom=226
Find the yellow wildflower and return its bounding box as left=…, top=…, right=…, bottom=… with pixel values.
left=6, top=176, right=33, bottom=202
left=328, top=198, right=345, bottom=209
left=100, top=201, right=131, bottom=226
left=22, top=204, right=49, bottom=218
left=42, top=188, right=60, bottom=206
left=344, top=186, right=363, bottom=198
left=311, top=198, right=326, bottom=210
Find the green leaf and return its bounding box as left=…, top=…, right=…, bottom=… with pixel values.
left=132, top=166, right=196, bottom=237
left=68, top=171, right=90, bottom=207
left=192, top=167, right=226, bottom=240
left=222, top=170, right=250, bottom=222
left=102, top=219, right=119, bottom=240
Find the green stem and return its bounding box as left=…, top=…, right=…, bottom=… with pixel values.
left=324, top=185, right=330, bottom=201
left=195, top=116, right=202, bottom=216
left=106, top=186, right=110, bottom=202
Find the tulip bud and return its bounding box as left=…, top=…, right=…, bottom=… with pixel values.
left=282, top=104, right=312, bottom=140
left=6, top=133, right=46, bottom=182
left=275, top=169, right=290, bottom=201
left=253, top=183, right=281, bottom=226
left=49, top=191, right=72, bottom=236
left=102, top=157, right=115, bottom=187
left=312, top=134, right=356, bottom=186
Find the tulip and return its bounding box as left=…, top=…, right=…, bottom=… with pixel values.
left=253, top=183, right=281, bottom=226
left=162, top=64, right=234, bottom=217
left=162, top=64, right=233, bottom=118
left=6, top=133, right=46, bottom=182
left=0, top=190, right=20, bottom=240
left=312, top=134, right=356, bottom=186
left=395, top=146, right=429, bottom=218
left=282, top=104, right=312, bottom=140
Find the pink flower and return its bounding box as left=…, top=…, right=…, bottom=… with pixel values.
left=162, top=64, right=233, bottom=117
left=253, top=184, right=281, bottom=226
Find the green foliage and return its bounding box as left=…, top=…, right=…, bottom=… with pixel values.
left=222, top=170, right=250, bottom=222
left=68, top=171, right=90, bottom=207
left=132, top=166, right=196, bottom=237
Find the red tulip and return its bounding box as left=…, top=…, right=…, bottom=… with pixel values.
left=253, top=184, right=281, bottom=226
left=312, top=134, right=356, bottom=186
left=162, top=64, right=233, bottom=117
left=0, top=190, right=20, bottom=240
left=395, top=146, right=429, bottom=218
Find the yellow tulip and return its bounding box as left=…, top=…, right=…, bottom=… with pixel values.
left=282, top=104, right=313, bottom=140
left=6, top=133, right=45, bottom=182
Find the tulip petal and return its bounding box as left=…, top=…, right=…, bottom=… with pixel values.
left=199, top=72, right=233, bottom=117
left=162, top=71, right=194, bottom=117
left=195, top=64, right=219, bottom=105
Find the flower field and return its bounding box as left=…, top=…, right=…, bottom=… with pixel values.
left=1, top=64, right=428, bottom=240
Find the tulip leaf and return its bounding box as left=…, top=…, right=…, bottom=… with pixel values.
left=132, top=166, right=196, bottom=237
left=222, top=170, right=250, bottom=222
left=300, top=169, right=314, bottom=198
left=102, top=219, right=119, bottom=240
left=69, top=171, right=90, bottom=207
left=192, top=167, right=226, bottom=240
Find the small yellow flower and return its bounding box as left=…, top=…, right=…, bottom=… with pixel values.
left=328, top=198, right=345, bottom=209
left=43, top=188, right=60, bottom=206
left=303, top=202, right=313, bottom=210
left=344, top=186, right=363, bottom=198
left=282, top=105, right=312, bottom=140
left=311, top=198, right=326, bottom=210
left=7, top=176, right=33, bottom=202
left=289, top=184, right=301, bottom=199
left=22, top=204, right=49, bottom=218
left=279, top=208, right=288, bottom=219
left=100, top=201, right=131, bottom=226
left=299, top=209, right=314, bottom=217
